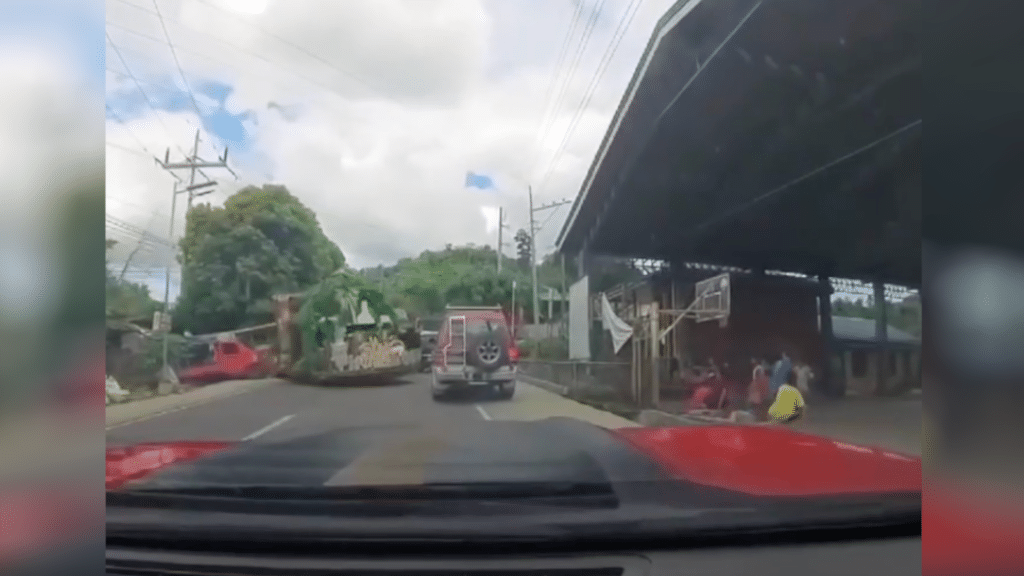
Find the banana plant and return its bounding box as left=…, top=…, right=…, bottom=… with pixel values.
left=294, top=270, right=398, bottom=372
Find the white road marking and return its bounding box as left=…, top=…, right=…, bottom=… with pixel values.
left=242, top=414, right=294, bottom=441
left=474, top=405, right=492, bottom=420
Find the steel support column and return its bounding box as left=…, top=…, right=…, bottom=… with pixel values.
left=874, top=279, right=888, bottom=395
left=818, top=275, right=838, bottom=397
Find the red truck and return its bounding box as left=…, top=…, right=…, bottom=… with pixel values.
left=178, top=336, right=277, bottom=384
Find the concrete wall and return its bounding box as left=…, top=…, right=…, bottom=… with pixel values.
left=517, top=324, right=564, bottom=340
left=838, top=348, right=921, bottom=396
left=518, top=360, right=633, bottom=403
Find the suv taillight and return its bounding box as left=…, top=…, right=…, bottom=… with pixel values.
left=509, top=347, right=520, bottom=363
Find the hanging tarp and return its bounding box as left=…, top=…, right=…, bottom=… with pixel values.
left=601, top=293, right=633, bottom=354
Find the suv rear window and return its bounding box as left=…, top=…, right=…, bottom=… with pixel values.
left=467, top=318, right=509, bottom=337
left=420, top=318, right=442, bottom=331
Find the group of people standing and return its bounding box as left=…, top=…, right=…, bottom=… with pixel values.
left=686, top=351, right=814, bottom=424
left=746, top=352, right=814, bottom=423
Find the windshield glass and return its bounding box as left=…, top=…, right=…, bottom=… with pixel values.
left=104, top=0, right=921, bottom=539
left=419, top=319, right=442, bottom=332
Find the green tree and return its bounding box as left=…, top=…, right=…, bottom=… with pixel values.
left=294, top=270, right=397, bottom=372
left=514, top=229, right=531, bottom=271
left=831, top=295, right=921, bottom=337
left=358, top=244, right=537, bottom=320
left=106, top=239, right=161, bottom=322
left=174, top=184, right=346, bottom=334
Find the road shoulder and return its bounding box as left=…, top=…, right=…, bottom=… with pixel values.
left=483, top=377, right=638, bottom=429
left=106, top=378, right=278, bottom=429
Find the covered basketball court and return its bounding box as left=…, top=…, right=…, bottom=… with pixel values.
left=557, top=0, right=920, bottom=401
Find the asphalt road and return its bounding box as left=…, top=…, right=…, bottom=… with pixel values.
left=106, top=372, right=921, bottom=458
left=105, top=372, right=635, bottom=446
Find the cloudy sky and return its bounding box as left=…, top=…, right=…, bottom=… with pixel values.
left=105, top=0, right=680, bottom=297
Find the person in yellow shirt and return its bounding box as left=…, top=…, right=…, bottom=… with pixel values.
left=767, top=369, right=806, bottom=424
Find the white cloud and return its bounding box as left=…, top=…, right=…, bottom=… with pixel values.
left=105, top=0, right=678, bottom=271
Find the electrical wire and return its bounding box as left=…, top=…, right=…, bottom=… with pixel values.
left=151, top=0, right=203, bottom=119
left=525, top=1, right=587, bottom=174
left=111, top=0, right=381, bottom=98
left=106, top=32, right=192, bottom=158
left=536, top=0, right=645, bottom=194
left=530, top=0, right=608, bottom=179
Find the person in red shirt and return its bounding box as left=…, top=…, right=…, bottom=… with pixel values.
left=687, top=360, right=721, bottom=411
left=746, top=356, right=770, bottom=420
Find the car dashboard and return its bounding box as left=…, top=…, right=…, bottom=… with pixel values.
left=103, top=536, right=920, bottom=575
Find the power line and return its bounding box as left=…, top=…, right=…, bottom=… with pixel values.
left=526, top=1, right=587, bottom=174
left=107, top=141, right=154, bottom=160
left=150, top=0, right=203, bottom=119
left=111, top=0, right=381, bottom=98
left=106, top=32, right=197, bottom=166
left=106, top=104, right=160, bottom=157
left=106, top=214, right=174, bottom=244
left=193, top=0, right=382, bottom=95
left=537, top=0, right=645, bottom=194
left=530, top=0, right=608, bottom=179
left=107, top=32, right=181, bottom=145
left=106, top=20, right=360, bottom=112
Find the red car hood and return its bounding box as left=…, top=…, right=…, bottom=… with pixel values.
left=107, top=423, right=920, bottom=497
left=615, top=425, right=921, bottom=496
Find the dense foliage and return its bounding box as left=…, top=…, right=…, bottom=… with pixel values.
left=832, top=295, right=922, bottom=337
left=173, top=184, right=345, bottom=334
left=359, top=244, right=575, bottom=320
left=293, top=270, right=398, bottom=372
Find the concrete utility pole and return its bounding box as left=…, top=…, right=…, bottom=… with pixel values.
left=497, top=207, right=505, bottom=274
left=528, top=187, right=539, bottom=324
left=511, top=279, right=517, bottom=339
left=154, top=129, right=236, bottom=381
left=528, top=193, right=572, bottom=325
left=561, top=252, right=568, bottom=339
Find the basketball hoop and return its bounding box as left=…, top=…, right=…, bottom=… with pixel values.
left=693, top=272, right=731, bottom=326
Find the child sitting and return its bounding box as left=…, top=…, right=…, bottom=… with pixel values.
left=767, top=368, right=806, bottom=424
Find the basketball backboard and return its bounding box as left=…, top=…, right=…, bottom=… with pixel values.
left=693, top=273, right=730, bottom=325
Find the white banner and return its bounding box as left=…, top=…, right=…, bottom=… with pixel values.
left=568, top=276, right=590, bottom=360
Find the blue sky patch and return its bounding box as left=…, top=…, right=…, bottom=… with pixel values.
left=0, top=0, right=105, bottom=88
left=107, top=64, right=269, bottom=176
left=196, top=80, right=233, bottom=106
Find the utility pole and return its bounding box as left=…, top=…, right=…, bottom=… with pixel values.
left=154, top=130, right=235, bottom=382
left=561, top=252, right=568, bottom=341
left=528, top=193, right=572, bottom=325
left=158, top=130, right=237, bottom=213
left=528, top=187, right=539, bottom=325
left=497, top=207, right=505, bottom=274
left=511, top=279, right=517, bottom=339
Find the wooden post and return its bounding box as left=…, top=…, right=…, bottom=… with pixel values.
left=626, top=327, right=634, bottom=403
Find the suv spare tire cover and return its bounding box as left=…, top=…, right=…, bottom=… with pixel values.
left=466, top=326, right=510, bottom=371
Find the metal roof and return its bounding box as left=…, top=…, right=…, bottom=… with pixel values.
left=556, top=0, right=920, bottom=287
